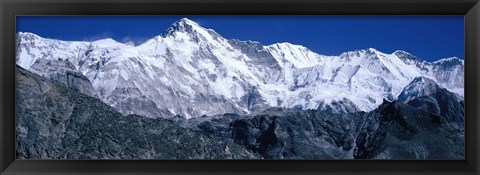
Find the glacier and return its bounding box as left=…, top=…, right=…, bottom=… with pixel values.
left=16, top=17, right=464, bottom=119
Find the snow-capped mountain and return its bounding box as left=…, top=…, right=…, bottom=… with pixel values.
left=397, top=76, right=464, bottom=125
left=15, top=18, right=464, bottom=119
left=394, top=50, right=464, bottom=96
left=397, top=76, right=444, bottom=102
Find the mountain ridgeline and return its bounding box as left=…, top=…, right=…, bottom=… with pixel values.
left=16, top=18, right=464, bottom=119
left=16, top=18, right=464, bottom=159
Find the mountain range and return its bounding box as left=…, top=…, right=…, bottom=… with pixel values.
left=16, top=17, right=464, bottom=120
left=15, top=18, right=465, bottom=159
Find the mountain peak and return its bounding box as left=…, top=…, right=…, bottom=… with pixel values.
left=177, top=17, right=198, bottom=26
left=393, top=50, right=411, bottom=55
left=410, top=76, right=437, bottom=85
left=91, top=38, right=129, bottom=48
left=433, top=57, right=463, bottom=65
left=268, top=42, right=309, bottom=51
left=125, top=41, right=135, bottom=46
left=393, top=50, right=423, bottom=62
left=339, top=48, right=381, bottom=58
left=397, top=76, right=441, bottom=102
left=367, top=47, right=378, bottom=52
left=17, top=32, right=42, bottom=40
left=93, top=38, right=118, bottom=43
left=162, top=18, right=202, bottom=36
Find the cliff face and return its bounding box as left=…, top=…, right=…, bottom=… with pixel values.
left=28, top=58, right=97, bottom=97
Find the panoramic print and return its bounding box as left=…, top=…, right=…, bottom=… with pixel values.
left=16, top=16, right=464, bottom=159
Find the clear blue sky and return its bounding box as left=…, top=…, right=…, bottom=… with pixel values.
left=16, top=16, right=464, bottom=61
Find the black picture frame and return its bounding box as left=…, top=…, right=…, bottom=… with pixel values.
left=1, top=0, right=479, bottom=174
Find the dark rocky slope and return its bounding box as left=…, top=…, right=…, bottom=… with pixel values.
left=16, top=65, right=259, bottom=159
left=397, top=76, right=464, bottom=130
left=181, top=99, right=464, bottom=159
left=402, top=89, right=464, bottom=126
left=354, top=100, right=464, bottom=159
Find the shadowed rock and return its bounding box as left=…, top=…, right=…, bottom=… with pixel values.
left=16, top=65, right=259, bottom=159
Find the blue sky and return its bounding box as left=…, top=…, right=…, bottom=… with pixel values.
left=16, top=16, right=464, bottom=61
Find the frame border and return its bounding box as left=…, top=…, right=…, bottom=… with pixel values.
left=1, top=0, right=479, bottom=174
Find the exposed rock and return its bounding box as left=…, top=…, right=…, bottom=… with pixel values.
left=317, top=98, right=360, bottom=114
left=189, top=102, right=463, bottom=159
left=29, top=58, right=97, bottom=97
left=353, top=100, right=464, bottom=159
left=16, top=66, right=259, bottom=159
